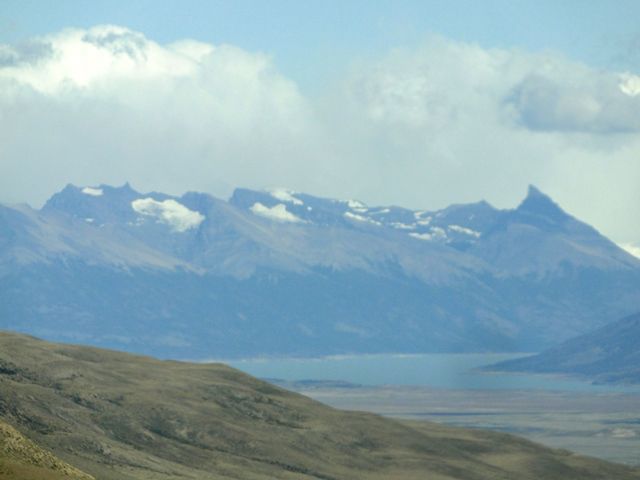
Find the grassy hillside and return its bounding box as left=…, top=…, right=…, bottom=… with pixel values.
left=0, top=331, right=638, bottom=480
left=0, top=418, right=93, bottom=480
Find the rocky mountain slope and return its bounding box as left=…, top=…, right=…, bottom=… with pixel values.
left=0, top=331, right=638, bottom=480
left=486, top=312, right=640, bottom=384
left=1, top=184, right=639, bottom=358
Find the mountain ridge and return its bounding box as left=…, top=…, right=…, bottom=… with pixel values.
left=486, top=312, right=640, bottom=384
left=1, top=183, right=639, bottom=358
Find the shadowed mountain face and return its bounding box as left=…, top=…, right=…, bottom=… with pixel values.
left=1, top=184, right=639, bottom=358
left=487, top=312, right=640, bottom=384
left=0, top=332, right=639, bottom=480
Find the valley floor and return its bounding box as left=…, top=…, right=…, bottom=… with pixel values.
left=284, top=383, right=640, bottom=466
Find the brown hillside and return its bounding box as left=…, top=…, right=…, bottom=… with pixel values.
left=0, top=418, right=93, bottom=480
left=0, top=331, right=638, bottom=480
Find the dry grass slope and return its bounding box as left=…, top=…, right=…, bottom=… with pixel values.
left=0, top=418, right=93, bottom=479
left=0, top=331, right=638, bottom=480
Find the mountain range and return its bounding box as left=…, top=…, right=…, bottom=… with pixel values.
left=1, top=183, right=639, bottom=358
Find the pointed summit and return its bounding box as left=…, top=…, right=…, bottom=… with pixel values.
left=516, top=185, right=570, bottom=224
left=520, top=185, right=555, bottom=206
left=524, top=184, right=546, bottom=199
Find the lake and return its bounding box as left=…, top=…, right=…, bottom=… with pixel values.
left=225, top=353, right=640, bottom=465
left=226, top=353, right=640, bottom=393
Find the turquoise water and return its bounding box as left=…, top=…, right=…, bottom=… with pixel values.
left=226, top=353, right=640, bottom=393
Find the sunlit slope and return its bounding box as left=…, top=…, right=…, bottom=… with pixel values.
left=0, top=332, right=638, bottom=480
left=0, top=419, right=93, bottom=480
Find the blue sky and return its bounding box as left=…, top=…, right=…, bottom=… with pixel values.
left=3, top=0, right=639, bottom=92
left=0, top=1, right=639, bottom=249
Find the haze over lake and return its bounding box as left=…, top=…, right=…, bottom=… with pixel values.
left=227, top=353, right=640, bottom=466
left=227, top=353, right=640, bottom=393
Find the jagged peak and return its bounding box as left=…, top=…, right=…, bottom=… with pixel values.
left=51, top=182, right=137, bottom=196
left=523, top=185, right=552, bottom=202
left=516, top=185, right=569, bottom=221
left=42, top=182, right=143, bottom=218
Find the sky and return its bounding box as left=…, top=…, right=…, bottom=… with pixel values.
left=0, top=1, right=639, bottom=249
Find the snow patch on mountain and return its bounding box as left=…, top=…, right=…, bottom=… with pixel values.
left=431, top=227, right=447, bottom=239
left=131, top=198, right=205, bottom=232
left=250, top=202, right=303, bottom=223
left=371, top=208, right=390, bottom=215
left=82, top=187, right=103, bottom=196
left=410, top=227, right=447, bottom=242
left=409, top=232, right=434, bottom=241
left=448, top=224, right=481, bottom=238
left=346, top=199, right=366, bottom=209
left=269, top=188, right=303, bottom=205
left=391, top=222, right=415, bottom=230
left=344, top=211, right=381, bottom=226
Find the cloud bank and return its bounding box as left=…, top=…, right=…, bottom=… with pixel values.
left=1, top=26, right=638, bottom=244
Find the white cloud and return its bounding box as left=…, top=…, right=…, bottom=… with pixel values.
left=0, top=25, right=322, bottom=205
left=507, top=73, right=640, bottom=133
left=131, top=197, right=205, bottom=232
left=250, top=202, right=303, bottom=223
left=324, top=38, right=640, bottom=243
left=619, top=73, right=640, bottom=97
left=0, top=26, right=222, bottom=95
left=619, top=243, right=640, bottom=259
left=0, top=27, right=639, bottom=245
left=338, top=37, right=640, bottom=135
